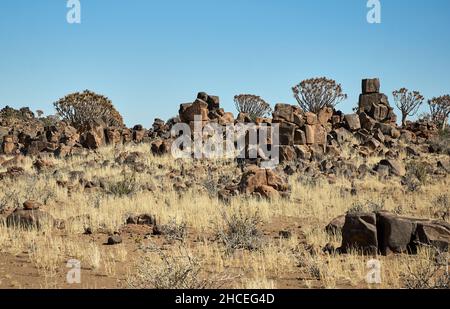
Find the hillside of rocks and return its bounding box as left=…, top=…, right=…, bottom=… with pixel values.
left=2, top=79, right=447, bottom=184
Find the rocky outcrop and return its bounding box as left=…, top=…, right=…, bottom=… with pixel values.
left=340, top=212, right=378, bottom=254
left=331, top=211, right=450, bottom=255
left=0, top=79, right=445, bottom=181
left=239, top=165, right=290, bottom=198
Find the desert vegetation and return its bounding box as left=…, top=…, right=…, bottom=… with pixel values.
left=0, top=78, right=449, bottom=289
left=292, top=77, right=348, bottom=113
left=54, top=90, right=124, bottom=130
left=234, top=94, right=272, bottom=120
left=428, top=95, right=450, bottom=130
left=392, top=88, right=424, bottom=127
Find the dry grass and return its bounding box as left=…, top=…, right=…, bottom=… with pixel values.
left=0, top=143, right=449, bottom=289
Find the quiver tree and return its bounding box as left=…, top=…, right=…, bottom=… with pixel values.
left=234, top=94, right=272, bottom=120
left=428, top=95, right=450, bottom=130
left=392, top=88, right=424, bottom=127
left=54, top=90, right=124, bottom=130
left=292, top=77, right=347, bottom=113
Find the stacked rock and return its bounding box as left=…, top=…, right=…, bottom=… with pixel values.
left=179, top=92, right=234, bottom=129
left=272, top=104, right=332, bottom=162
left=358, top=78, right=397, bottom=124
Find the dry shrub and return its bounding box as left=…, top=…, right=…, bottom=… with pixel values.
left=216, top=210, right=264, bottom=253
left=127, top=244, right=228, bottom=289
left=295, top=249, right=322, bottom=280
left=432, top=194, right=450, bottom=221
left=106, top=174, right=140, bottom=197
left=406, top=161, right=430, bottom=185
left=155, top=218, right=187, bottom=241
left=403, top=247, right=449, bottom=289
left=347, top=199, right=385, bottom=214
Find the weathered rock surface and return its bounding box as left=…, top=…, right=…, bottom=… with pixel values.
left=331, top=211, right=450, bottom=255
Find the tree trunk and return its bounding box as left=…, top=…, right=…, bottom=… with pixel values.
left=401, top=113, right=407, bottom=128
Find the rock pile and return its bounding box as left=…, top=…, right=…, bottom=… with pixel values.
left=218, top=165, right=290, bottom=201
left=404, top=119, right=439, bottom=142
left=273, top=104, right=330, bottom=163
left=358, top=78, right=397, bottom=124
left=178, top=92, right=234, bottom=128
left=0, top=79, right=445, bottom=172
left=0, top=114, right=153, bottom=157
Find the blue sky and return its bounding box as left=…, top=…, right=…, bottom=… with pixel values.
left=0, top=0, right=449, bottom=126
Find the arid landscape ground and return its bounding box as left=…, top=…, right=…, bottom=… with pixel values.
left=0, top=143, right=448, bottom=289
left=0, top=79, right=449, bottom=289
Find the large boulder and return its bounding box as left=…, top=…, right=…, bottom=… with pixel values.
left=414, top=221, right=450, bottom=252
left=239, top=166, right=289, bottom=198
left=2, top=135, right=15, bottom=155
left=132, top=126, right=146, bottom=143
left=359, top=112, right=376, bottom=131
left=294, top=130, right=306, bottom=145
left=206, top=94, right=220, bottom=111
left=325, top=215, right=346, bottom=235
left=335, top=211, right=450, bottom=255
left=305, top=125, right=315, bottom=144
left=318, top=107, right=333, bottom=125
left=314, top=125, right=327, bottom=146
left=279, top=145, right=296, bottom=163
left=275, top=103, right=296, bottom=122
left=81, top=125, right=106, bottom=149
left=344, top=114, right=361, bottom=131
left=340, top=213, right=378, bottom=254
left=305, top=112, right=318, bottom=125
left=377, top=159, right=406, bottom=177
left=105, top=127, right=122, bottom=145
left=279, top=122, right=295, bottom=146
left=331, top=127, right=352, bottom=144
left=377, top=212, right=416, bottom=255
left=179, top=99, right=209, bottom=123
left=273, top=104, right=297, bottom=123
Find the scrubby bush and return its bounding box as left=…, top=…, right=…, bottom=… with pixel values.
left=432, top=194, right=449, bottom=221
left=54, top=90, right=124, bottom=129
left=347, top=199, right=385, bottom=214
left=406, top=161, right=430, bottom=185
left=292, top=77, right=347, bottom=113
left=216, top=210, right=264, bottom=253
left=294, top=249, right=322, bottom=280
left=155, top=218, right=187, bottom=241
left=234, top=94, right=272, bottom=120
left=403, top=248, right=449, bottom=289
left=106, top=174, right=139, bottom=197
left=127, top=244, right=228, bottom=289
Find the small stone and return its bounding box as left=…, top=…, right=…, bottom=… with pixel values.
left=84, top=227, right=93, bottom=235
left=278, top=230, right=292, bottom=239
left=23, top=200, right=42, bottom=211
left=107, top=235, right=122, bottom=245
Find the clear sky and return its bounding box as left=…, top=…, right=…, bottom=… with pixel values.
left=0, top=0, right=449, bottom=126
